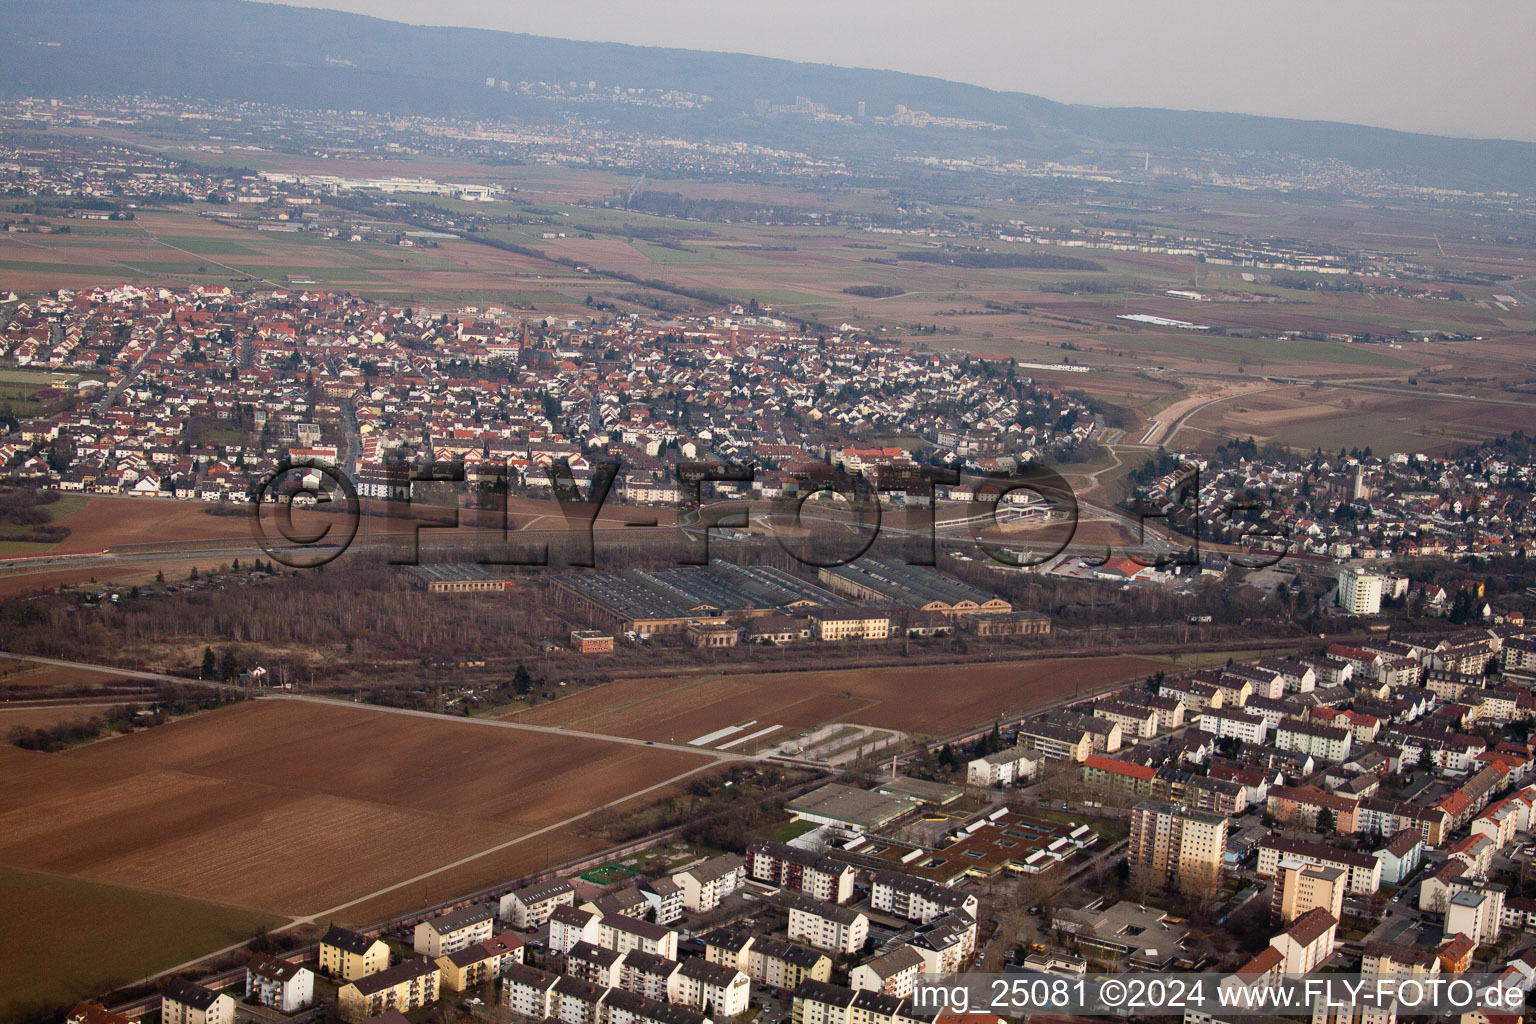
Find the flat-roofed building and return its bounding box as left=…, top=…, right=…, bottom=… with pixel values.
left=1129, top=800, right=1228, bottom=898
left=1275, top=860, right=1346, bottom=925
left=570, top=629, right=614, bottom=653
left=786, top=784, right=912, bottom=833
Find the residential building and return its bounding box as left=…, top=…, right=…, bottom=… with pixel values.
left=337, top=958, right=442, bottom=1023
left=1446, top=890, right=1501, bottom=946
left=1094, top=700, right=1160, bottom=741
left=1275, top=720, right=1354, bottom=763
left=436, top=938, right=518, bottom=992
left=245, top=954, right=314, bottom=1013
left=1257, top=836, right=1382, bottom=894
left=850, top=946, right=926, bottom=998
left=965, top=746, right=1039, bottom=786
left=1339, top=568, right=1385, bottom=615
left=869, top=871, right=979, bottom=924
left=566, top=942, right=627, bottom=988
left=748, top=840, right=857, bottom=903
left=319, top=924, right=390, bottom=981
left=414, top=904, right=494, bottom=956
left=1374, top=829, right=1426, bottom=886
left=160, top=980, right=234, bottom=1024
left=1017, top=721, right=1093, bottom=762
left=791, top=980, right=857, bottom=1024
left=1129, top=800, right=1228, bottom=898
left=549, top=906, right=602, bottom=955
left=597, top=913, right=679, bottom=959
left=905, top=910, right=978, bottom=974
left=65, top=1006, right=139, bottom=1024
left=675, top=957, right=751, bottom=1018
left=639, top=877, right=685, bottom=926
left=672, top=853, right=746, bottom=912
left=618, top=951, right=682, bottom=1003
left=500, top=878, right=575, bottom=929
left=786, top=893, right=870, bottom=954
left=553, top=974, right=610, bottom=1024
left=501, top=963, right=561, bottom=1020
left=747, top=937, right=833, bottom=991
left=1268, top=907, right=1338, bottom=973
left=1275, top=860, right=1346, bottom=925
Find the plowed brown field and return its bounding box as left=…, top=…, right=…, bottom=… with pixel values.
left=0, top=699, right=711, bottom=919
left=507, top=655, right=1164, bottom=744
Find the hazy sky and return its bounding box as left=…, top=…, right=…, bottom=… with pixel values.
left=267, top=0, right=1536, bottom=142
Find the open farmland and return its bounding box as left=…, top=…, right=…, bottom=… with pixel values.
left=0, top=657, right=145, bottom=700
left=0, top=699, right=715, bottom=922
left=0, top=864, right=280, bottom=1020
left=1178, top=383, right=1536, bottom=455
left=506, top=655, right=1166, bottom=748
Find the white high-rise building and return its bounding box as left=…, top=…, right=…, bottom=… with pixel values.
left=1338, top=568, right=1384, bottom=615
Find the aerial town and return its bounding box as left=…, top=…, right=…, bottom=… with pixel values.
left=3, top=6, right=1536, bottom=1024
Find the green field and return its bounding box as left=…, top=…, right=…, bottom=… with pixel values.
left=0, top=865, right=282, bottom=1018
left=768, top=820, right=821, bottom=843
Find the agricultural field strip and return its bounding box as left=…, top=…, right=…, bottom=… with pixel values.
left=279, top=742, right=721, bottom=928
left=0, top=652, right=757, bottom=760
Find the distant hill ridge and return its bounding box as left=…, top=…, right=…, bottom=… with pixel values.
left=4, top=0, right=1534, bottom=192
